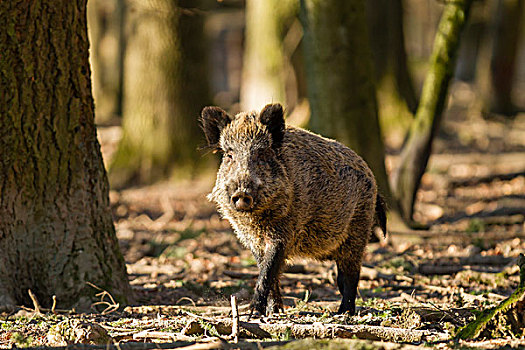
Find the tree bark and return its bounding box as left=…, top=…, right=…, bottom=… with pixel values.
left=109, top=0, right=211, bottom=188
left=240, top=0, right=298, bottom=111
left=299, top=0, right=390, bottom=197
left=391, top=0, right=474, bottom=223
left=0, top=1, right=131, bottom=309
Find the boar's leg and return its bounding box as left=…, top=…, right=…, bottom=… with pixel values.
left=336, top=260, right=361, bottom=315
left=267, top=279, right=284, bottom=314
left=251, top=248, right=284, bottom=315
left=251, top=241, right=285, bottom=316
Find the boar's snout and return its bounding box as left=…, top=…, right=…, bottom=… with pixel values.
left=231, top=191, right=254, bottom=211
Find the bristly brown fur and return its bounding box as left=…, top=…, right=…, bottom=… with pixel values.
left=201, top=103, right=387, bottom=316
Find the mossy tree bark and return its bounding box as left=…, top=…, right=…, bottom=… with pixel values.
left=299, top=0, right=390, bottom=198
left=391, top=0, right=474, bottom=223
left=0, top=0, right=131, bottom=309
left=109, top=0, right=211, bottom=188
left=477, top=0, right=523, bottom=116
left=240, top=0, right=298, bottom=111
left=87, top=0, right=126, bottom=122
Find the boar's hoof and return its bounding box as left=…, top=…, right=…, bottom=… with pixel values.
left=249, top=291, right=269, bottom=317
left=337, top=303, right=356, bottom=316
left=231, top=192, right=253, bottom=211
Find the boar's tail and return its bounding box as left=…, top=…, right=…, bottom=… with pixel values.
left=374, top=193, right=387, bottom=237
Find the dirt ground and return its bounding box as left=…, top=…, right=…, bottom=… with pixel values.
left=1, top=83, right=524, bottom=349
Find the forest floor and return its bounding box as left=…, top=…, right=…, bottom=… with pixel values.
left=1, top=83, right=525, bottom=349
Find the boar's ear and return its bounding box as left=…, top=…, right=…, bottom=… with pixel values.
left=260, top=103, right=285, bottom=148
left=200, top=106, right=231, bottom=150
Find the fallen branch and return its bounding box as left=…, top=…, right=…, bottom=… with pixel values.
left=181, top=318, right=448, bottom=343
left=254, top=322, right=449, bottom=342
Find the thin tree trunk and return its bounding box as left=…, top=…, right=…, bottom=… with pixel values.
left=109, top=0, right=210, bottom=188
left=299, top=0, right=390, bottom=197
left=391, top=0, right=474, bottom=223
left=0, top=0, right=131, bottom=309
left=240, top=0, right=298, bottom=111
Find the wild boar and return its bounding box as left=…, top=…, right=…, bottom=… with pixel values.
left=201, top=103, right=386, bottom=316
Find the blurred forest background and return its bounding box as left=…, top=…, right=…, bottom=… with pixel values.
left=90, top=0, right=525, bottom=224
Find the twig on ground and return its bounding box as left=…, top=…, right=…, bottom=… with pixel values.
left=426, top=301, right=461, bottom=324
left=51, top=295, right=57, bottom=314
left=133, top=330, right=178, bottom=341
left=28, top=289, right=42, bottom=314
left=230, top=296, right=239, bottom=343
left=87, top=282, right=120, bottom=314
left=177, top=297, right=197, bottom=307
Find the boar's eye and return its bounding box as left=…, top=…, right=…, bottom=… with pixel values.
left=224, top=152, right=234, bottom=161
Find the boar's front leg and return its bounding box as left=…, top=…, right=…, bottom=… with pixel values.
left=251, top=247, right=284, bottom=314
left=251, top=241, right=285, bottom=316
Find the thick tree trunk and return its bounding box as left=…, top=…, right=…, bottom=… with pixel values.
left=109, top=0, right=210, bottom=188
left=477, top=0, right=523, bottom=116
left=240, top=0, right=297, bottom=111
left=299, top=0, right=390, bottom=197
left=0, top=1, right=131, bottom=309
left=391, top=0, right=474, bottom=223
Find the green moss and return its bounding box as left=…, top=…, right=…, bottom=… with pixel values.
left=466, top=219, right=485, bottom=233
left=11, top=332, right=34, bottom=348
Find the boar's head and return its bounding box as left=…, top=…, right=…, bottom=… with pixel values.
left=201, top=103, right=291, bottom=218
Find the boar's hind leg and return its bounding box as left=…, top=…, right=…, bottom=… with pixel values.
left=336, top=260, right=361, bottom=315
left=251, top=242, right=285, bottom=316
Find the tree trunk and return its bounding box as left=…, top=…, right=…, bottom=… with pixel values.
left=366, top=0, right=418, bottom=147
left=0, top=0, right=131, bottom=309
left=391, top=0, right=474, bottom=223
left=109, top=0, right=211, bottom=188
left=87, top=0, right=126, bottom=123
left=367, top=0, right=418, bottom=114
left=299, top=0, right=390, bottom=197
left=477, top=0, right=523, bottom=116
left=240, top=0, right=298, bottom=111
